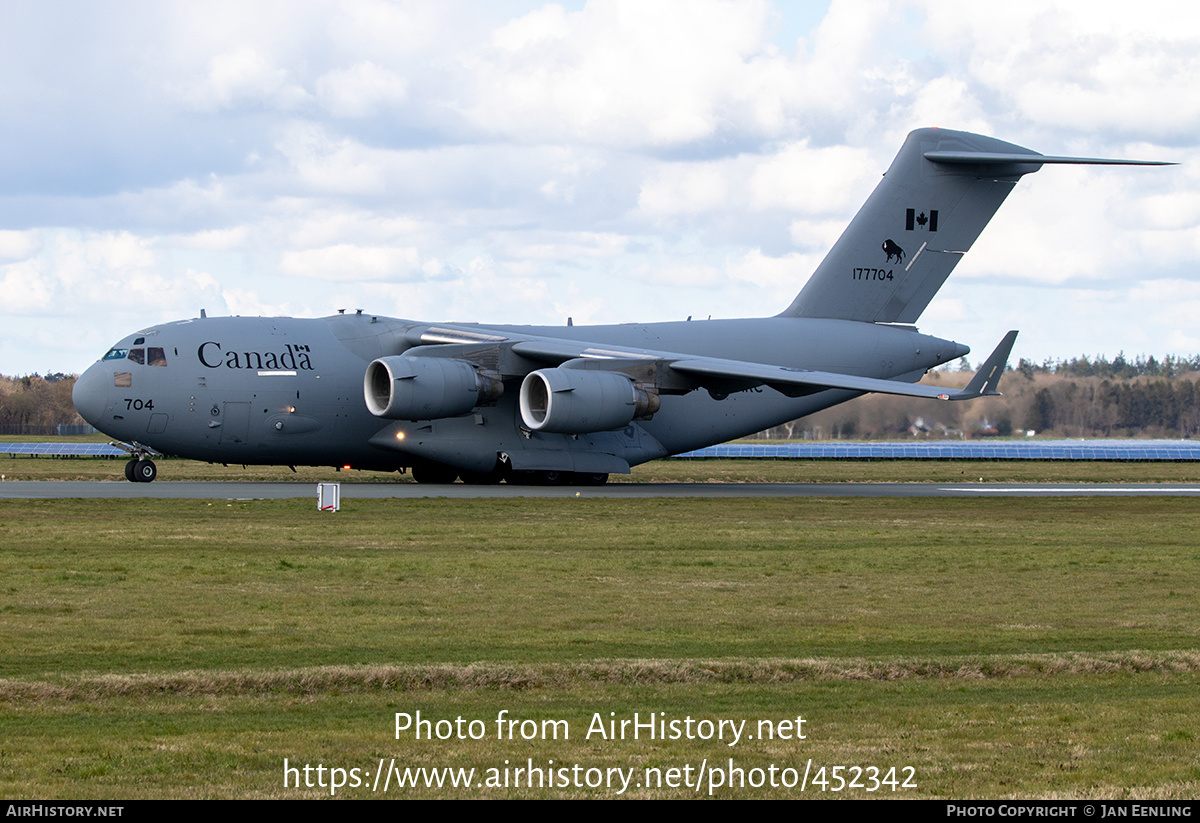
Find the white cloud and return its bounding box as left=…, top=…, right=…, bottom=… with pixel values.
left=628, top=260, right=724, bottom=289
left=220, top=285, right=295, bottom=318
left=638, top=164, right=731, bottom=217
left=913, top=1, right=1200, bottom=139
left=272, top=124, right=393, bottom=194
left=638, top=142, right=876, bottom=220
left=490, top=3, right=571, bottom=52
left=962, top=167, right=1185, bottom=286
left=187, top=47, right=310, bottom=111
left=788, top=218, right=849, bottom=253
left=748, top=142, right=876, bottom=214
left=728, top=248, right=812, bottom=291
left=273, top=210, right=429, bottom=250
left=279, top=244, right=423, bottom=282
left=0, top=230, right=43, bottom=262
left=491, top=231, right=628, bottom=263
left=1167, top=329, right=1200, bottom=352
left=0, top=260, right=53, bottom=313
left=463, top=0, right=790, bottom=147
left=316, top=61, right=408, bottom=118
left=168, top=227, right=251, bottom=251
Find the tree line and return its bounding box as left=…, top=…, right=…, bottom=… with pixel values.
left=1015, top=352, right=1200, bottom=381
left=761, top=355, right=1200, bottom=440
left=0, top=374, right=84, bottom=431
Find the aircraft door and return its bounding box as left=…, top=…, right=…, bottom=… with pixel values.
left=219, top=402, right=251, bottom=445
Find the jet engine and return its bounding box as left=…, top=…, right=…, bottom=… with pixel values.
left=364, top=356, right=502, bottom=420
left=518, top=368, right=659, bottom=434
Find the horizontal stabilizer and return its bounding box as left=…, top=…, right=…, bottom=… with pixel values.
left=925, top=151, right=1174, bottom=167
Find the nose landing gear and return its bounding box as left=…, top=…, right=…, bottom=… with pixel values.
left=112, top=441, right=162, bottom=483
left=124, top=458, right=158, bottom=483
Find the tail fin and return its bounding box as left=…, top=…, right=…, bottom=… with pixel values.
left=780, top=128, right=1170, bottom=323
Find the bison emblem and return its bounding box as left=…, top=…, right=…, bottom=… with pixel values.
left=882, top=239, right=904, bottom=263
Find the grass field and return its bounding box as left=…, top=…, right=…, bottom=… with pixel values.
left=1, top=494, right=1198, bottom=798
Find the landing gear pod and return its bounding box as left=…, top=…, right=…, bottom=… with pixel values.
left=519, top=368, right=659, bottom=434
left=364, top=356, right=502, bottom=420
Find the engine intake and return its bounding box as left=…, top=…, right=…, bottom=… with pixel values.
left=364, top=356, right=502, bottom=420
left=519, top=368, right=659, bottom=434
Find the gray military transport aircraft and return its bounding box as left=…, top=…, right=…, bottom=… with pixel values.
left=72, top=128, right=1169, bottom=484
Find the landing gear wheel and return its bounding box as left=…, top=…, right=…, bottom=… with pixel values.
left=411, top=463, right=459, bottom=484
left=573, top=472, right=609, bottom=486
left=129, top=459, right=157, bottom=483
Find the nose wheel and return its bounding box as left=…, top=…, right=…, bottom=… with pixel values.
left=124, top=458, right=158, bottom=483
left=111, top=441, right=162, bottom=483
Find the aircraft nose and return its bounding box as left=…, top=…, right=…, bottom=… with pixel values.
left=72, top=363, right=110, bottom=427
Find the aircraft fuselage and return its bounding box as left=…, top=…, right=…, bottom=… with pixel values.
left=72, top=311, right=966, bottom=477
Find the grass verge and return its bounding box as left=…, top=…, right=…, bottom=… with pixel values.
left=1, top=496, right=1197, bottom=798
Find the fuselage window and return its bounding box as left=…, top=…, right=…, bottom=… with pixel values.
left=114, top=372, right=132, bottom=388
left=127, top=348, right=145, bottom=365
left=103, top=348, right=129, bottom=361
left=148, top=347, right=167, bottom=366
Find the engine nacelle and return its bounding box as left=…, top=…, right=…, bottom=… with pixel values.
left=364, top=356, right=502, bottom=420
left=519, top=368, right=659, bottom=434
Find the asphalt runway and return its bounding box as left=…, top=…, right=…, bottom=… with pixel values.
left=4, top=481, right=1200, bottom=499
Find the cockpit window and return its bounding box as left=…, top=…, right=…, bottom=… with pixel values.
left=148, top=347, right=167, bottom=366
left=127, top=348, right=145, bottom=365
left=103, top=348, right=129, bottom=361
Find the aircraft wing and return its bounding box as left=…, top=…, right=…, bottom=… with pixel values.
left=415, top=327, right=1018, bottom=402
left=671, top=329, right=1016, bottom=401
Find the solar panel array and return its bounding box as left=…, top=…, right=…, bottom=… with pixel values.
left=0, top=442, right=126, bottom=457
left=676, top=439, right=1200, bottom=460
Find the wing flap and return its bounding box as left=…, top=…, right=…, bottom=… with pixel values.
left=510, top=339, right=658, bottom=363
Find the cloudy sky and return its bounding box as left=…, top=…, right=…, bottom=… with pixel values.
left=2, top=0, right=1198, bottom=375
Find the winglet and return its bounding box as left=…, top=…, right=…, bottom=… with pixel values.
left=954, top=330, right=1018, bottom=399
